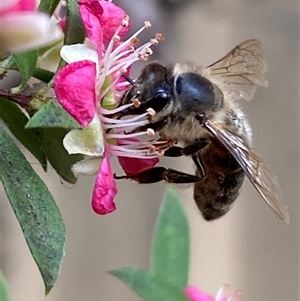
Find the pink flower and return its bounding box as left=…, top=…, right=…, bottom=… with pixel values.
left=1, top=0, right=35, bottom=13
left=185, top=285, right=242, bottom=301
left=92, top=153, right=118, bottom=214
left=0, top=0, right=63, bottom=54
left=54, top=0, right=164, bottom=215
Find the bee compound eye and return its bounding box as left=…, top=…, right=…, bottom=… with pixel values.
left=145, top=90, right=171, bottom=113
left=155, top=91, right=169, bottom=99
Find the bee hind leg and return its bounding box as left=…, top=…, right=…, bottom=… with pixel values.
left=114, top=167, right=201, bottom=184
left=163, top=141, right=207, bottom=178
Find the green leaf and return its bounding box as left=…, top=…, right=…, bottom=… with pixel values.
left=0, top=125, right=66, bottom=294
left=64, top=0, right=85, bottom=45
left=32, top=68, right=55, bottom=83
left=38, top=0, right=60, bottom=15
left=0, top=97, right=47, bottom=171
left=0, top=273, right=10, bottom=301
left=26, top=99, right=82, bottom=129
left=110, top=268, right=189, bottom=301
left=11, top=50, right=38, bottom=93
left=151, top=188, right=190, bottom=289
left=0, top=55, right=16, bottom=73
left=38, top=128, right=84, bottom=183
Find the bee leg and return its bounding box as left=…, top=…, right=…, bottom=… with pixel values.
left=191, top=153, right=206, bottom=178
left=147, top=117, right=169, bottom=131
left=114, top=167, right=201, bottom=184
left=164, top=138, right=208, bottom=157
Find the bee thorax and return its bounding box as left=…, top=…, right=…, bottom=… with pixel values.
left=161, top=114, right=209, bottom=144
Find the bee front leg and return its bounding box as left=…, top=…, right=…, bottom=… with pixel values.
left=114, top=167, right=201, bottom=184
left=164, top=138, right=208, bottom=157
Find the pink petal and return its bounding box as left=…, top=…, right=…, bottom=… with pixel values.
left=184, top=286, right=215, bottom=301
left=54, top=60, right=96, bottom=127
left=99, top=1, right=131, bottom=42
left=92, top=153, right=118, bottom=215
left=118, top=156, right=159, bottom=177
left=1, top=0, right=36, bottom=14
left=117, top=138, right=159, bottom=176
left=58, top=18, right=66, bottom=32
left=78, top=0, right=104, bottom=55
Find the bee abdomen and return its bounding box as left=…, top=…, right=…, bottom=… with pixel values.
left=193, top=151, right=245, bottom=221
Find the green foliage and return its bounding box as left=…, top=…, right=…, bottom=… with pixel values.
left=0, top=273, right=10, bottom=301
left=38, top=0, right=61, bottom=15
left=110, top=268, right=189, bottom=301
left=37, top=128, right=83, bottom=183
left=111, top=188, right=191, bottom=300
left=11, top=50, right=38, bottom=93
left=151, top=188, right=190, bottom=288
left=65, top=0, right=85, bottom=45
left=0, top=125, right=66, bottom=294
left=26, top=99, right=82, bottom=129
left=0, top=97, right=47, bottom=170
left=32, top=68, right=55, bottom=83
left=0, top=97, right=83, bottom=181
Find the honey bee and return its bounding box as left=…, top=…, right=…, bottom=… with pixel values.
left=117, top=39, right=289, bottom=223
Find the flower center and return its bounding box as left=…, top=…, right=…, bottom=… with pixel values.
left=100, top=104, right=172, bottom=159
left=96, top=17, right=170, bottom=159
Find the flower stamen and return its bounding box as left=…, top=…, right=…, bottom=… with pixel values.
left=146, top=108, right=156, bottom=116
left=147, top=128, right=155, bottom=137
left=132, top=98, right=141, bottom=107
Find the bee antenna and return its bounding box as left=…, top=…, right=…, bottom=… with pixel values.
left=121, top=73, right=135, bottom=86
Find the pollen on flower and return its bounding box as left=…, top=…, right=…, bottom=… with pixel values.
left=147, top=144, right=156, bottom=153
left=128, top=46, right=135, bottom=54
left=147, top=128, right=155, bottom=137
left=138, top=53, right=148, bottom=61
left=132, top=98, right=141, bottom=108
left=122, top=15, right=130, bottom=27
left=146, top=108, right=156, bottom=116
left=130, top=37, right=139, bottom=46
left=113, top=35, right=120, bottom=42
left=155, top=33, right=164, bottom=41
left=144, top=21, right=151, bottom=28
left=156, top=149, right=165, bottom=156
left=150, top=38, right=159, bottom=46
left=145, top=47, right=153, bottom=55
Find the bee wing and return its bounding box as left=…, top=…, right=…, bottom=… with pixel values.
left=204, top=119, right=289, bottom=223
left=203, top=39, right=268, bottom=101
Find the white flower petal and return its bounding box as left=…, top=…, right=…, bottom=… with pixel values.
left=0, top=12, right=63, bottom=53
left=63, top=115, right=104, bottom=156
left=37, top=39, right=63, bottom=72
left=60, top=43, right=98, bottom=64
left=72, top=157, right=102, bottom=176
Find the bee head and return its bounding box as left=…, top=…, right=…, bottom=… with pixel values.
left=120, top=62, right=172, bottom=116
